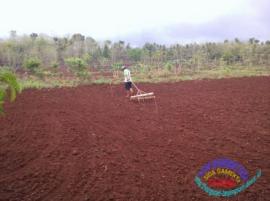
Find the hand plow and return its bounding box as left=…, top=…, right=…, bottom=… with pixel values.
left=130, top=82, right=156, bottom=101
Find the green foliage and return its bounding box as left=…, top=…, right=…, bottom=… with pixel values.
left=0, top=90, right=5, bottom=114
left=136, top=63, right=150, bottom=73
left=65, top=57, right=86, bottom=72
left=65, top=57, right=91, bottom=79
left=76, top=71, right=91, bottom=80
left=34, top=68, right=46, bottom=79
left=93, top=77, right=111, bottom=84
left=24, top=58, right=41, bottom=73
left=165, top=62, right=173, bottom=71
left=82, top=53, right=92, bottom=65
left=0, top=70, right=21, bottom=114
left=103, top=44, right=111, bottom=58
left=0, top=33, right=270, bottom=73
left=51, top=62, right=59, bottom=69
left=112, top=63, right=122, bottom=71
left=128, top=48, right=142, bottom=62
left=222, top=51, right=234, bottom=65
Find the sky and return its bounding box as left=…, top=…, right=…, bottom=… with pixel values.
left=0, top=0, right=269, bottom=45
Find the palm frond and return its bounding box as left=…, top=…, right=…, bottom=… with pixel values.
left=0, top=71, right=20, bottom=115
left=0, top=71, right=21, bottom=102
left=0, top=90, right=5, bottom=115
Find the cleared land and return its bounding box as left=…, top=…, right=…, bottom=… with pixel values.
left=0, top=76, right=269, bottom=201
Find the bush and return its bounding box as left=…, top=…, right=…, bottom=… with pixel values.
left=65, top=57, right=91, bottom=80
left=24, top=58, right=41, bottom=73
left=165, top=62, right=173, bottom=72
left=51, top=62, right=59, bottom=69
left=0, top=70, right=21, bottom=114
left=34, top=68, right=46, bottom=79
left=77, top=71, right=91, bottom=80
left=65, top=57, right=86, bottom=72
left=112, top=63, right=122, bottom=71
left=138, top=64, right=150, bottom=73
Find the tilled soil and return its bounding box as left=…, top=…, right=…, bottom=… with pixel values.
left=0, top=76, right=269, bottom=201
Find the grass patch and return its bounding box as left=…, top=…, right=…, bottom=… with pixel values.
left=11, top=66, right=270, bottom=89
left=93, top=77, right=112, bottom=84
left=19, top=77, right=79, bottom=89
left=133, top=66, right=270, bottom=83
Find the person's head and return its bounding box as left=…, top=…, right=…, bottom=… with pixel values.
left=121, top=65, right=126, bottom=71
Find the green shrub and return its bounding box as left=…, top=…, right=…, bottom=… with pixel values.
left=77, top=71, right=91, bottom=80
left=24, top=58, right=41, bottom=73
left=65, top=57, right=91, bottom=80
left=65, top=57, right=86, bottom=72
left=51, top=62, right=59, bottom=69
left=82, top=53, right=92, bottom=64
left=34, top=68, right=46, bottom=79
left=0, top=70, right=21, bottom=114
left=165, top=62, right=173, bottom=72
left=138, top=64, right=150, bottom=73
left=112, top=63, right=122, bottom=71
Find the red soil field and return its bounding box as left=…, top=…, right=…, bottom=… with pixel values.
left=0, top=76, right=269, bottom=201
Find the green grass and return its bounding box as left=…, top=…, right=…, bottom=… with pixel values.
left=132, top=66, right=270, bottom=83
left=93, top=77, right=112, bottom=84
left=194, top=66, right=269, bottom=79
left=19, top=77, right=79, bottom=89
left=11, top=66, right=270, bottom=89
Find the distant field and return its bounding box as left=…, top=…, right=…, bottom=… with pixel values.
left=15, top=66, right=270, bottom=89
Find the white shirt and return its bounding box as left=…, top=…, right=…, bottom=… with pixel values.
left=124, top=69, right=132, bottom=82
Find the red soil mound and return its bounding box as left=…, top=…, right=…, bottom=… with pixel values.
left=0, top=76, right=269, bottom=201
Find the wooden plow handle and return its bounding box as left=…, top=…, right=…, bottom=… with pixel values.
left=132, top=82, right=146, bottom=94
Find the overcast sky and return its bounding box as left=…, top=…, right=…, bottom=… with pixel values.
left=0, top=0, right=269, bottom=45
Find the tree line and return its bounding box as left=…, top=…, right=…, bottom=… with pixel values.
left=0, top=31, right=269, bottom=71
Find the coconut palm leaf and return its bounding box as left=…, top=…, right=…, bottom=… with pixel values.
left=0, top=71, right=21, bottom=114
left=0, top=90, right=5, bottom=114
left=0, top=71, right=21, bottom=101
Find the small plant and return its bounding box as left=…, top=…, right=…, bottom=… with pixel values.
left=51, top=62, right=59, bottom=69
left=65, top=57, right=91, bottom=80
left=0, top=70, right=21, bottom=114
left=138, top=64, right=150, bottom=73
left=77, top=71, right=91, bottom=80
left=65, top=57, right=86, bottom=72
left=112, top=63, right=122, bottom=71
left=24, top=58, right=41, bottom=73
left=165, top=62, right=173, bottom=72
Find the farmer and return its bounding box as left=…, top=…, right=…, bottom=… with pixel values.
left=122, top=65, right=134, bottom=97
